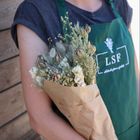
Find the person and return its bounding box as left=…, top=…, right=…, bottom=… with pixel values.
left=11, top=0, right=139, bottom=140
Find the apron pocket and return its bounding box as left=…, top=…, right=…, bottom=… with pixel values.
left=117, top=120, right=139, bottom=140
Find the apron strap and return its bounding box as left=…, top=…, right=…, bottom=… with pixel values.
left=55, top=0, right=67, bottom=19
left=106, top=0, right=121, bottom=18
left=55, top=0, right=68, bottom=36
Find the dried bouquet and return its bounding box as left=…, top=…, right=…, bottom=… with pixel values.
left=29, top=13, right=118, bottom=140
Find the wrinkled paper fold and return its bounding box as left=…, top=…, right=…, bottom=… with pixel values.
left=43, top=80, right=118, bottom=140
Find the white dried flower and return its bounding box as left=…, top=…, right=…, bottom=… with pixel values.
left=58, top=57, right=70, bottom=69
left=29, top=67, right=39, bottom=79
left=35, top=76, right=44, bottom=87
left=74, top=77, right=86, bottom=87
left=72, top=65, right=86, bottom=86
left=72, top=65, right=83, bottom=76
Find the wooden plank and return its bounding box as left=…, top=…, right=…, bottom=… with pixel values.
left=0, top=0, right=24, bottom=30
left=0, top=84, right=26, bottom=127
left=0, top=57, right=21, bottom=92
left=0, top=30, right=19, bottom=62
left=0, top=113, right=33, bottom=140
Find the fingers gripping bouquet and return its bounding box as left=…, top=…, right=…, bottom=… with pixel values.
left=29, top=13, right=118, bottom=140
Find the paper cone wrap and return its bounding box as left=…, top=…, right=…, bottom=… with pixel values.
left=43, top=80, right=118, bottom=140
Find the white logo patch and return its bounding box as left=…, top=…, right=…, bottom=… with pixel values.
left=96, top=38, right=130, bottom=75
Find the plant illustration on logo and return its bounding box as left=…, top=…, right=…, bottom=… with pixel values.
left=104, top=38, right=114, bottom=53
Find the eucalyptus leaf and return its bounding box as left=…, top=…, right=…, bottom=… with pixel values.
left=55, top=42, right=66, bottom=57
left=49, top=48, right=56, bottom=58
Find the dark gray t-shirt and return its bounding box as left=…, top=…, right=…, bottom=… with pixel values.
left=11, top=0, right=132, bottom=49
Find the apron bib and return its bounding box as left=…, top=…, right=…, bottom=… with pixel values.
left=55, top=0, right=139, bottom=139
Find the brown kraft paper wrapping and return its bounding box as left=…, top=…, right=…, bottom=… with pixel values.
left=43, top=80, right=118, bottom=140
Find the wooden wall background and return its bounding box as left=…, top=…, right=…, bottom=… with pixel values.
left=0, top=0, right=41, bottom=139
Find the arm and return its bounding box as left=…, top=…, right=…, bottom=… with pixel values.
left=129, top=27, right=140, bottom=115
left=17, top=24, right=86, bottom=140
left=128, top=27, right=139, bottom=79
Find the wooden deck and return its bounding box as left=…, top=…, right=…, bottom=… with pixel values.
left=0, top=0, right=41, bottom=139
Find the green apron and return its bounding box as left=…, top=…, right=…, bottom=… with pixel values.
left=55, top=0, right=139, bottom=139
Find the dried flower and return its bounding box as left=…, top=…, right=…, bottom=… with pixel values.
left=72, top=65, right=86, bottom=86
left=29, top=67, right=38, bottom=79
left=49, top=48, right=56, bottom=58
left=29, top=13, right=97, bottom=88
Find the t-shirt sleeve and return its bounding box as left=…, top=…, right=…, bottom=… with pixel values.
left=11, top=1, right=48, bottom=49
left=115, top=0, right=133, bottom=28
